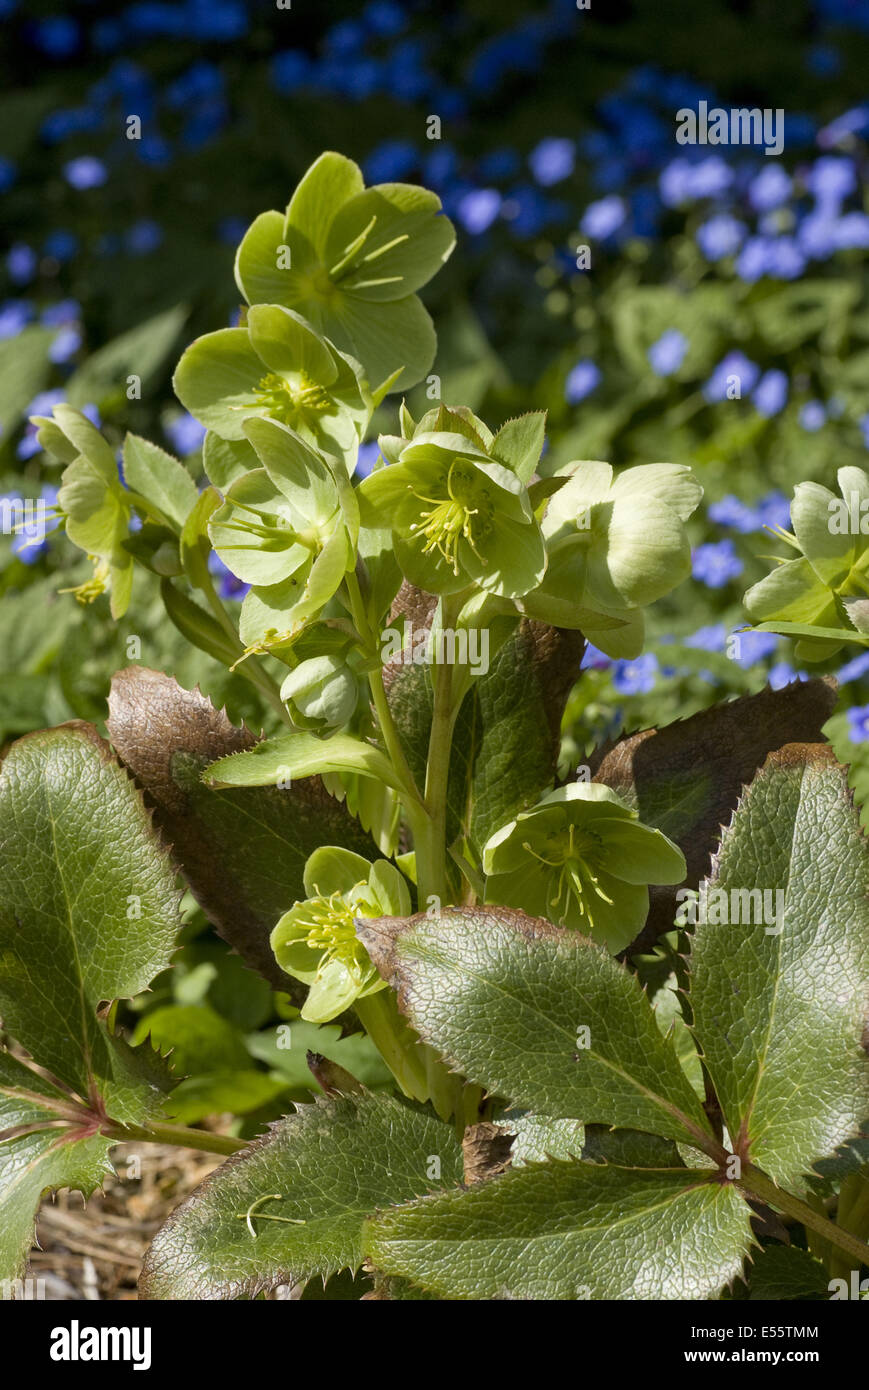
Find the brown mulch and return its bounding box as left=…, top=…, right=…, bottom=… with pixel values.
left=26, top=1141, right=222, bottom=1301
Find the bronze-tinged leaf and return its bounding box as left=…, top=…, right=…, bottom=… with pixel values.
left=587, top=678, right=837, bottom=949
left=106, top=667, right=377, bottom=989
left=383, top=583, right=584, bottom=854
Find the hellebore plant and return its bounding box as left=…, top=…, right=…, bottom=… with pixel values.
left=1, top=151, right=867, bottom=1305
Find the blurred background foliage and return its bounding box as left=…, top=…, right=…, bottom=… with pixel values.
left=2, top=0, right=869, bottom=1121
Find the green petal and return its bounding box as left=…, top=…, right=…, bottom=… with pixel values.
left=611, top=463, right=703, bottom=523
left=238, top=575, right=308, bottom=649
left=567, top=873, right=649, bottom=953
left=202, top=432, right=259, bottom=490
left=327, top=292, right=436, bottom=395
left=173, top=328, right=263, bottom=440
left=583, top=608, right=646, bottom=659
left=303, top=847, right=372, bottom=898
left=246, top=304, right=338, bottom=383
left=596, top=821, right=687, bottom=886
left=543, top=461, right=614, bottom=538
left=286, top=151, right=365, bottom=261
left=243, top=417, right=339, bottom=525
left=743, top=556, right=836, bottom=624
left=302, top=957, right=364, bottom=1023
left=53, top=404, right=118, bottom=481
left=467, top=503, right=546, bottom=600
left=234, top=212, right=315, bottom=307
left=325, top=183, right=455, bottom=302
left=587, top=494, right=690, bottom=609
left=367, top=859, right=413, bottom=917
left=791, top=481, right=854, bottom=587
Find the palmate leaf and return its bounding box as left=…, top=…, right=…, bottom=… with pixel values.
left=364, top=1156, right=752, bottom=1301
left=357, top=907, right=714, bottom=1149
left=107, top=668, right=377, bottom=990
left=139, top=1092, right=463, bottom=1299
left=689, top=744, right=869, bottom=1187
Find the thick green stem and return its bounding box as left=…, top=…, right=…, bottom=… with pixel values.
left=103, top=1120, right=247, bottom=1157
left=829, top=1171, right=869, bottom=1281
left=738, top=1163, right=869, bottom=1269
left=354, top=991, right=430, bottom=1103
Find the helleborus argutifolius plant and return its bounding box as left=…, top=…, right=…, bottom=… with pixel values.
left=482, top=783, right=687, bottom=953
left=234, top=150, right=456, bottom=396
left=271, top=847, right=411, bottom=1022
left=173, top=304, right=372, bottom=469
left=35, top=404, right=135, bottom=617
left=358, top=424, right=546, bottom=599
left=15, top=148, right=869, bottom=1307
left=519, top=461, right=703, bottom=657
left=745, top=466, right=869, bottom=660
left=209, top=415, right=357, bottom=625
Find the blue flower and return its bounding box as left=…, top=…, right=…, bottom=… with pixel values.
left=647, top=329, right=688, bottom=377
left=42, top=299, right=80, bottom=327
left=48, top=326, right=82, bottom=364
left=612, top=652, right=658, bottom=695
left=565, top=360, right=601, bottom=404
left=835, top=212, right=869, bottom=250
left=703, top=351, right=760, bottom=404
left=765, top=237, right=805, bottom=280
left=806, top=155, right=857, bottom=208
left=529, top=137, right=575, bottom=187
left=478, top=148, right=520, bottom=181
left=838, top=650, right=869, bottom=683
left=364, top=139, right=417, bottom=183
left=799, top=400, right=826, bottom=432
left=0, top=157, right=16, bottom=193
left=686, top=622, right=727, bottom=652
left=581, top=642, right=613, bottom=671
left=692, top=539, right=743, bottom=588
left=126, top=220, right=163, bottom=255
left=0, top=300, right=33, bottom=338
left=747, top=165, right=792, bottom=212
left=63, top=156, right=108, bottom=190
left=33, top=16, right=80, bottom=58
left=456, top=188, right=501, bottom=235
left=580, top=195, right=625, bottom=239
left=798, top=211, right=839, bottom=260
left=271, top=51, right=310, bottom=93
left=753, top=369, right=789, bottom=418
left=165, top=412, right=206, bottom=456
left=707, top=494, right=759, bottom=533
left=756, top=491, right=792, bottom=531
left=735, top=236, right=772, bottom=283
left=768, top=662, right=805, bottom=690
left=731, top=629, right=779, bottom=667
left=696, top=214, right=745, bottom=260
left=363, top=1, right=406, bottom=37
left=355, top=441, right=381, bottom=478
left=7, top=244, right=37, bottom=286
left=43, top=229, right=78, bottom=262
left=847, top=704, right=869, bottom=743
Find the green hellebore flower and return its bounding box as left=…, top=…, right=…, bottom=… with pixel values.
left=519, top=461, right=703, bottom=658
left=234, top=151, right=456, bottom=397
left=280, top=654, right=360, bottom=733
left=271, top=847, right=411, bottom=1022
left=744, top=467, right=869, bottom=661
left=173, top=304, right=372, bottom=471
left=482, top=783, right=686, bottom=954
left=358, top=430, right=547, bottom=599
left=31, top=404, right=134, bottom=619
left=208, top=416, right=356, bottom=632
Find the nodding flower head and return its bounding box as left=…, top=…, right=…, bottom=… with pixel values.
left=745, top=466, right=869, bottom=662
left=482, top=783, right=686, bottom=954
left=271, top=847, right=411, bottom=1022
left=359, top=428, right=546, bottom=598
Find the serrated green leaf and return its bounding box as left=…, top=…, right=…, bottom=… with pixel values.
left=690, top=745, right=869, bottom=1185
left=123, top=434, right=198, bottom=530
left=358, top=907, right=714, bottom=1149
left=746, top=1245, right=830, bottom=1301
left=205, top=730, right=404, bottom=792
left=0, top=723, right=181, bottom=1100
left=364, top=1158, right=751, bottom=1300
left=139, top=1092, right=463, bottom=1299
